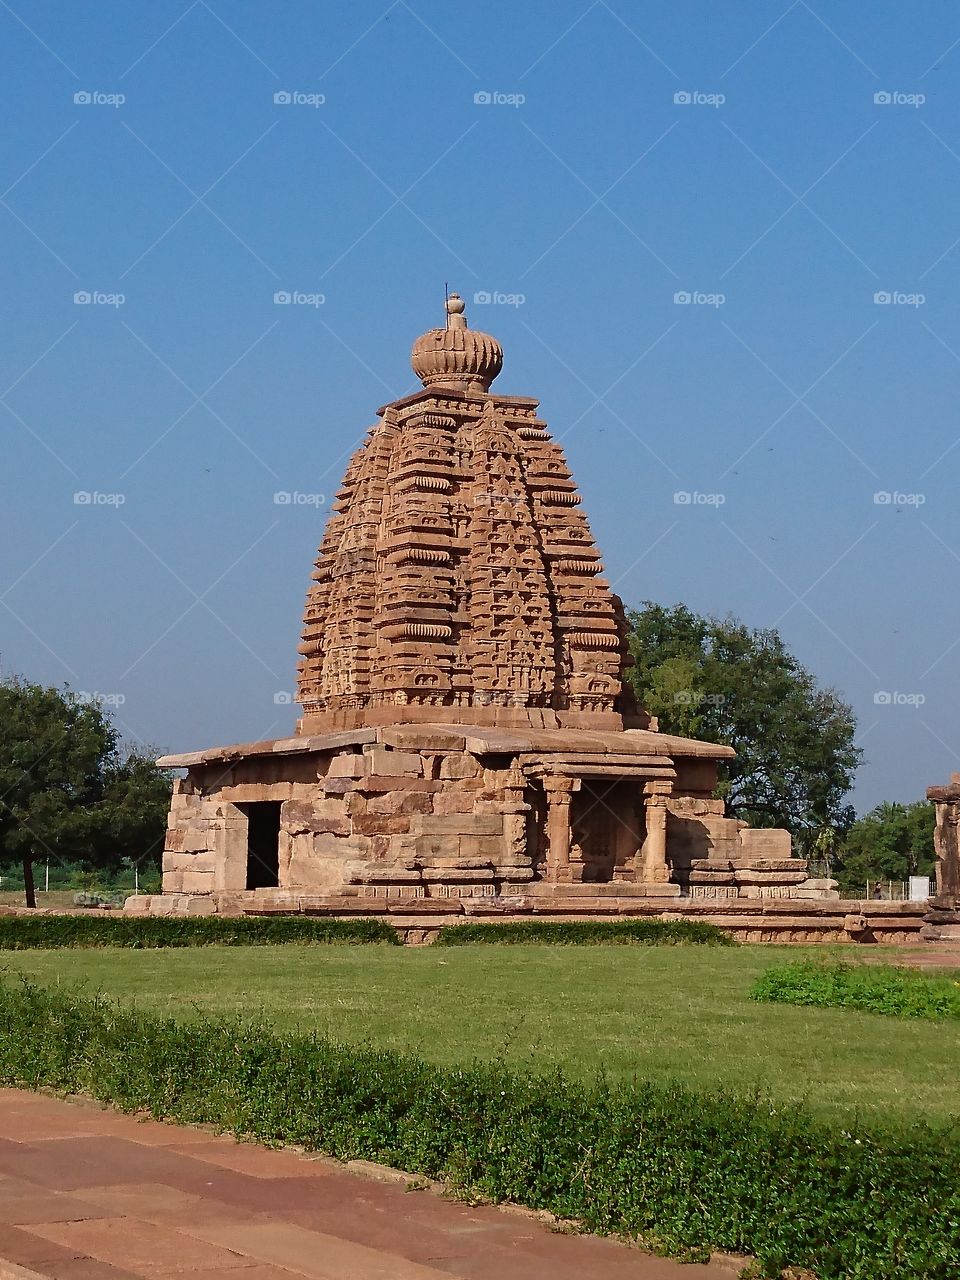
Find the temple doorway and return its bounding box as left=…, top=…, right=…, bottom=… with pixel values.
left=570, top=780, right=645, bottom=882
left=242, top=802, right=282, bottom=889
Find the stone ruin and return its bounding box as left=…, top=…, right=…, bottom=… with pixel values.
left=133, top=295, right=836, bottom=920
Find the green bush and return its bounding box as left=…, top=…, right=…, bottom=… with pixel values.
left=0, top=979, right=955, bottom=1279
left=752, top=961, right=960, bottom=1021
left=0, top=915, right=400, bottom=949
left=435, top=919, right=735, bottom=946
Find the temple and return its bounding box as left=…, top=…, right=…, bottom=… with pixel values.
left=136, top=295, right=834, bottom=921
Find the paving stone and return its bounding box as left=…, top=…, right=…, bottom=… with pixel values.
left=184, top=1221, right=451, bottom=1280
left=28, top=1217, right=251, bottom=1274
left=0, top=1222, right=92, bottom=1267
left=157, top=1142, right=330, bottom=1180
left=26, top=1258, right=142, bottom=1280
left=0, top=1180, right=107, bottom=1225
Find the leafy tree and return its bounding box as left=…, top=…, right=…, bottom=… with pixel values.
left=0, top=677, right=170, bottom=906
left=833, top=801, right=935, bottom=895
left=626, top=602, right=861, bottom=842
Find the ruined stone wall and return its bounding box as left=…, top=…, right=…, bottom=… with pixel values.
left=162, top=741, right=534, bottom=900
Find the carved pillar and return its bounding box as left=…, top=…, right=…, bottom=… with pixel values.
left=923, top=777, right=960, bottom=942
left=215, top=801, right=249, bottom=893
left=639, top=782, right=672, bottom=884
left=928, top=778, right=960, bottom=901
left=543, top=776, right=580, bottom=882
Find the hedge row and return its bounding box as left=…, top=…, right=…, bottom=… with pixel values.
left=435, top=919, right=735, bottom=946
left=0, top=915, right=400, bottom=949
left=753, top=960, right=960, bottom=1021
left=0, top=980, right=955, bottom=1278
left=0, top=916, right=734, bottom=950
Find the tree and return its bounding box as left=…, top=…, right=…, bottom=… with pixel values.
left=626, top=602, right=861, bottom=843
left=0, top=677, right=171, bottom=906
left=833, top=801, right=935, bottom=895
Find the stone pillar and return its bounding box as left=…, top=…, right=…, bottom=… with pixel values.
left=543, top=776, right=580, bottom=883
left=214, top=802, right=249, bottom=893
left=924, top=776, right=960, bottom=941
left=639, top=782, right=671, bottom=884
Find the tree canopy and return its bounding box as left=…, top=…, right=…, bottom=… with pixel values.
left=626, top=602, right=862, bottom=845
left=833, top=801, right=935, bottom=895
left=0, top=676, right=171, bottom=905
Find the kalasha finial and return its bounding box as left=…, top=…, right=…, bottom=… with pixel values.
left=411, top=289, right=503, bottom=393
left=446, top=292, right=467, bottom=329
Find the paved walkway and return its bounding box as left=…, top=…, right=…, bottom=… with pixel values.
left=0, top=1091, right=736, bottom=1280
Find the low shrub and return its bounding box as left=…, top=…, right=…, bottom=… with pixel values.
left=752, top=960, right=960, bottom=1021
left=0, top=915, right=400, bottom=949
left=435, top=919, right=735, bottom=946
left=0, top=979, right=955, bottom=1279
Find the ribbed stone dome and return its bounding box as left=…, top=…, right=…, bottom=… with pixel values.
left=410, top=293, right=503, bottom=393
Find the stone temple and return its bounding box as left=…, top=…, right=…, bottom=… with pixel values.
left=136, top=295, right=836, bottom=926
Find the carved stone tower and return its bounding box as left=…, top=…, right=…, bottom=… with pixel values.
left=296, top=294, right=640, bottom=735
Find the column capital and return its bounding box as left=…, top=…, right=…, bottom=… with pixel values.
left=543, top=775, right=579, bottom=796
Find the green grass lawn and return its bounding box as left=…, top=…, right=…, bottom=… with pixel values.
left=4, top=943, right=958, bottom=1123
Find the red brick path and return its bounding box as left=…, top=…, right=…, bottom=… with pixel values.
left=0, top=1091, right=735, bottom=1280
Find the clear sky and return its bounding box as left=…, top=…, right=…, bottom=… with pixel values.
left=2, top=1, right=959, bottom=814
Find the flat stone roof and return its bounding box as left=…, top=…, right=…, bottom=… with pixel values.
left=157, top=722, right=734, bottom=769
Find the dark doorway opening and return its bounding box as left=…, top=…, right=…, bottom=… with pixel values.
left=242, top=801, right=282, bottom=889
left=570, top=781, right=645, bottom=882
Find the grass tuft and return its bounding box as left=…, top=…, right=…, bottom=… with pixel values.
left=752, top=960, right=960, bottom=1021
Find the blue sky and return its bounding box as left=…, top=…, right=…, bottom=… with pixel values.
left=2, top=1, right=959, bottom=814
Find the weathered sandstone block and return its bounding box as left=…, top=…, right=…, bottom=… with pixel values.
left=364, top=747, right=422, bottom=777
left=439, top=752, right=481, bottom=780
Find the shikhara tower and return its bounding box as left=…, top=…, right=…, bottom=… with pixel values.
left=297, top=293, right=636, bottom=734
left=145, top=295, right=818, bottom=921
